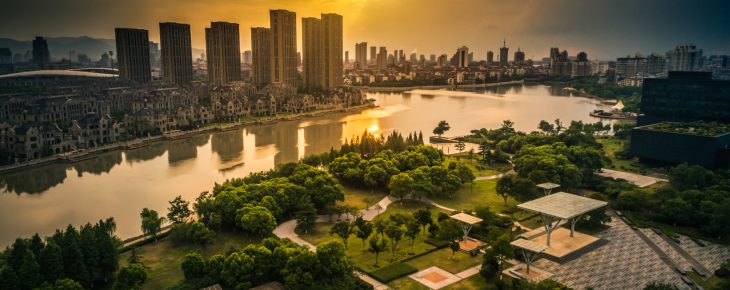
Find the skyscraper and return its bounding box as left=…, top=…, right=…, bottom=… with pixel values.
left=370, top=46, right=377, bottom=65
left=302, top=17, right=322, bottom=89
left=0, top=48, right=12, bottom=64
left=355, top=42, right=367, bottom=69
left=344, top=51, right=349, bottom=64
left=514, top=48, right=525, bottom=64
left=486, top=51, right=494, bottom=65
left=32, top=36, right=50, bottom=69
left=456, top=46, right=469, bottom=68
left=499, top=39, right=509, bottom=66
left=251, top=27, right=271, bottom=85
left=321, top=13, right=343, bottom=89
left=242, top=50, right=252, bottom=65
left=115, top=28, right=151, bottom=83
left=377, top=47, right=387, bottom=71
left=149, top=41, right=160, bottom=70
left=668, top=43, right=703, bottom=72
left=159, top=22, right=193, bottom=85
left=206, top=22, right=241, bottom=85
left=270, top=9, right=297, bottom=85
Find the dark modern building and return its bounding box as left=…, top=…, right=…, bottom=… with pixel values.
left=270, top=9, right=297, bottom=86
left=251, top=27, right=271, bottom=86
left=630, top=122, right=730, bottom=169
left=159, top=22, right=193, bottom=85
left=638, top=71, right=730, bottom=126
left=32, top=37, right=50, bottom=69
left=114, top=28, right=151, bottom=83
left=205, top=22, right=241, bottom=85
left=499, top=40, right=509, bottom=66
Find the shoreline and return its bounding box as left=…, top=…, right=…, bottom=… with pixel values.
left=355, top=79, right=524, bottom=92
left=0, top=102, right=377, bottom=174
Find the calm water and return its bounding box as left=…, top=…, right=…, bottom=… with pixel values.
left=0, top=84, right=610, bottom=246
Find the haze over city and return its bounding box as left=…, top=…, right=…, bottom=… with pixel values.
left=2, top=0, right=730, bottom=59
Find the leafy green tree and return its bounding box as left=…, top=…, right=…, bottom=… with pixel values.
left=414, top=208, right=433, bottom=235
left=405, top=221, right=420, bottom=252
left=384, top=224, right=404, bottom=259
left=114, top=263, right=147, bottom=290
left=282, top=251, right=318, bottom=289
left=367, top=235, right=389, bottom=265
left=433, top=120, right=451, bottom=137
left=140, top=208, right=165, bottom=242
left=437, top=219, right=463, bottom=242
left=221, top=252, right=254, bottom=289
left=354, top=220, right=373, bottom=246
left=167, top=196, right=192, bottom=224
left=50, top=278, right=84, bottom=290
left=237, top=205, right=276, bottom=236
left=669, top=163, right=715, bottom=190
left=295, top=198, right=318, bottom=234
left=490, top=234, right=514, bottom=276
left=0, top=265, right=19, bottom=289
left=288, top=164, right=345, bottom=210
left=448, top=241, right=461, bottom=259
left=330, top=222, right=354, bottom=249
left=18, top=249, right=41, bottom=290
left=538, top=120, right=555, bottom=134
left=388, top=172, right=415, bottom=202
left=455, top=140, right=466, bottom=155
left=181, top=252, right=207, bottom=281
left=496, top=175, right=514, bottom=205
left=39, top=241, right=65, bottom=283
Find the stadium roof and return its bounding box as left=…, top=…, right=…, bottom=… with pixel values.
left=450, top=213, right=483, bottom=225
left=0, top=70, right=116, bottom=79
left=511, top=238, right=548, bottom=253
left=517, top=192, right=607, bottom=220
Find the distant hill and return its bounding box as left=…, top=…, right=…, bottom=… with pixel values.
left=0, top=36, right=115, bottom=61
left=0, top=36, right=205, bottom=62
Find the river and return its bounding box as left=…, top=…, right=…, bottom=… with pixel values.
left=0, top=84, right=613, bottom=246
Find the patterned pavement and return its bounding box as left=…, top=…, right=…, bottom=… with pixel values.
left=639, top=229, right=693, bottom=272
left=677, top=235, right=730, bottom=273
left=533, top=214, right=688, bottom=290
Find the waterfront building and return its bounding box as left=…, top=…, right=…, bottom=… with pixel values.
left=499, top=39, right=509, bottom=66
left=251, top=27, right=271, bottom=86
left=270, top=9, right=297, bottom=86
left=32, top=36, right=50, bottom=69
left=302, top=13, right=343, bottom=89
left=206, top=22, right=241, bottom=85
left=159, top=22, right=193, bottom=85
left=115, top=28, right=151, bottom=83
left=355, top=42, right=367, bottom=70
left=302, top=17, right=323, bottom=89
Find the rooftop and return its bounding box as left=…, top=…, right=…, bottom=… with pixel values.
left=511, top=238, right=548, bottom=253
left=517, top=192, right=607, bottom=220
left=449, top=212, right=483, bottom=225
left=536, top=182, right=561, bottom=190
left=639, top=121, right=730, bottom=137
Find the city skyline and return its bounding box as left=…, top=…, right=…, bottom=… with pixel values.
left=1, top=0, right=729, bottom=60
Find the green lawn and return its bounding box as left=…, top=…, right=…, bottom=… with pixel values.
left=404, top=248, right=482, bottom=273
left=688, top=272, right=725, bottom=289
left=444, top=274, right=515, bottom=290
left=430, top=179, right=517, bottom=214
left=444, top=155, right=511, bottom=177
left=373, top=200, right=449, bottom=222
left=340, top=185, right=387, bottom=210
left=119, top=230, right=260, bottom=290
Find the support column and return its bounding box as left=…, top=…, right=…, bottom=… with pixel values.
left=540, top=215, right=561, bottom=247
left=569, top=215, right=584, bottom=237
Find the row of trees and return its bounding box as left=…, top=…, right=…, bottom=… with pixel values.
left=178, top=238, right=369, bottom=290
left=0, top=219, right=119, bottom=290
left=301, top=131, right=425, bottom=167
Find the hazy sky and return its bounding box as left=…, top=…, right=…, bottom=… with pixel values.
left=2, top=0, right=729, bottom=60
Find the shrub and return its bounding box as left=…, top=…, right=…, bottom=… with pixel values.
left=368, top=262, right=418, bottom=283
left=424, top=238, right=449, bottom=248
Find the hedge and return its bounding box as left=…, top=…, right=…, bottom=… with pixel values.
left=424, top=238, right=449, bottom=248
left=369, top=262, right=418, bottom=283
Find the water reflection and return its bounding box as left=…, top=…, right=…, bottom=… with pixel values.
left=0, top=84, right=611, bottom=246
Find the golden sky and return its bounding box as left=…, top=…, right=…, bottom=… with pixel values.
left=2, top=0, right=729, bottom=59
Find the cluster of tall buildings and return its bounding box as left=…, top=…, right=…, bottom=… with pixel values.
left=549, top=47, right=591, bottom=77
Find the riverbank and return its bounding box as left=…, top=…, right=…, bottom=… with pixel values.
left=356, top=79, right=524, bottom=92
left=0, top=102, right=377, bottom=174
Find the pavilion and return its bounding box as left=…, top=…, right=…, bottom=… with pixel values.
left=510, top=238, right=547, bottom=274
left=517, top=192, right=607, bottom=259
left=536, top=182, right=560, bottom=196
left=449, top=212, right=484, bottom=252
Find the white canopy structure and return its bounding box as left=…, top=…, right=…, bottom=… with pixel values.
left=612, top=100, right=625, bottom=111
left=450, top=213, right=483, bottom=241
left=518, top=192, right=607, bottom=246
left=511, top=239, right=548, bottom=274
left=536, top=182, right=560, bottom=195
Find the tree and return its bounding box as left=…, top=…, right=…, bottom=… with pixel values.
left=455, top=140, right=466, bottom=155
left=716, top=259, right=730, bottom=278
left=18, top=249, right=41, bottom=290
left=496, top=175, right=514, bottom=205
left=330, top=222, right=354, bottom=249
left=181, top=252, right=207, bottom=281
left=490, top=234, right=514, bottom=276
left=480, top=251, right=500, bottom=279
left=114, top=263, right=147, bottom=290
left=643, top=281, right=679, bottom=290
left=237, top=205, right=276, bottom=236
left=295, top=197, right=318, bottom=234
left=388, top=172, right=415, bottom=204
left=405, top=221, right=420, bottom=252
left=140, top=208, right=164, bottom=242
left=437, top=220, right=463, bottom=242
left=39, top=241, right=65, bottom=283
left=414, top=208, right=432, bottom=236
left=355, top=220, right=373, bottom=246
left=449, top=241, right=461, bottom=260
left=167, top=196, right=192, bottom=224
left=367, top=235, right=389, bottom=266
left=49, top=278, right=84, bottom=290
left=538, top=120, right=555, bottom=134
left=433, top=120, right=451, bottom=137
left=0, top=265, right=19, bottom=290
left=384, top=224, right=404, bottom=259
left=221, top=252, right=254, bottom=289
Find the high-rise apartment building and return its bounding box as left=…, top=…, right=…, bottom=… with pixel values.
left=32, top=36, right=50, bottom=69
left=377, top=47, right=388, bottom=71
left=370, top=46, right=377, bottom=65
left=270, top=9, right=297, bottom=85
left=115, top=28, right=151, bottom=83
left=206, top=22, right=241, bottom=85
left=302, top=13, right=343, bottom=89
left=668, top=43, right=703, bottom=72
left=302, top=17, right=322, bottom=89
left=355, top=42, right=367, bottom=69
left=242, top=50, right=252, bottom=65
left=0, top=48, right=12, bottom=64
left=499, top=40, right=509, bottom=66
left=251, top=27, right=271, bottom=85
left=514, top=48, right=525, bottom=64
left=456, top=46, right=469, bottom=68
left=486, top=51, right=494, bottom=65
left=149, top=41, right=160, bottom=70
left=159, top=22, right=193, bottom=85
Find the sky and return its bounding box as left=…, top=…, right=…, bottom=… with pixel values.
left=1, top=0, right=729, bottom=60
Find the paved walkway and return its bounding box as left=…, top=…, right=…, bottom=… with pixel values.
left=597, top=168, right=667, bottom=188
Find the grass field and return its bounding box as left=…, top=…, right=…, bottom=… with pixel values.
left=444, top=155, right=511, bottom=177
left=119, top=230, right=260, bottom=290
left=404, top=248, right=482, bottom=273
left=339, top=185, right=387, bottom=210
left=430, top=179, right=517, bottom=213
